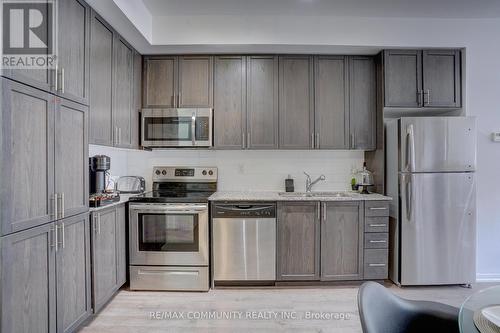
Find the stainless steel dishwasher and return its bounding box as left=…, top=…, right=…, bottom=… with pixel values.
left=212, top=203, right=276, bottom=283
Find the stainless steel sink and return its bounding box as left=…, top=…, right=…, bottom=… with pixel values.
left=278, top=191, right=354, bottom=198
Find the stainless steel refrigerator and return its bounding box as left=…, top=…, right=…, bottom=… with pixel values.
left=386, top=117, right=476, bottom=286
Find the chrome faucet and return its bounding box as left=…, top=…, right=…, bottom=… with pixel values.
left=304, top=172, right=326, bottom=192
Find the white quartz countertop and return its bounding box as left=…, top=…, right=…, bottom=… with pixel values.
left=208, top=191, right=392, bottom=202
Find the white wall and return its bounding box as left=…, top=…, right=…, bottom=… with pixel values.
left=89, top=145, right=365, bottom=192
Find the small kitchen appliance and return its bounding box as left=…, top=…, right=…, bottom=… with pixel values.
left=355, top=162, right=374, bottom=194
left=89, top=155, right=110, bottom=194
left=115, top=176, right=146, bottom=194
left=128, top=166, right=217, bottom=291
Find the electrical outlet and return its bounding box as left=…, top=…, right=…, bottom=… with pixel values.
left=492, top=133, right=500, bottom=142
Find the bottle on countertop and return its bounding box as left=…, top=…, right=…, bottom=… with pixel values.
left=285, top=175, right=294, bottom=192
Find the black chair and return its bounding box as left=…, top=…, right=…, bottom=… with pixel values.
left=358, top=281, right=460, bottom=333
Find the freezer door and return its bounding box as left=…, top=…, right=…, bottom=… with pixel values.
left=400, top=172, right=476, bottom=285
left=400, top=117, right=476, bottom=172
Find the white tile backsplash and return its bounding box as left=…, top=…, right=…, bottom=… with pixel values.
left=89, top=145, right=365, bottom=192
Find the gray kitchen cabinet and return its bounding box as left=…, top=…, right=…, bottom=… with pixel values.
left=55, top=213, right=91, bottom=333
left=55, top=98, right=89, bottom=219
left=349, top=56, right=376, bottom=150
left=132, top=50, right=142, bottom=148
left=1, top=0, right=53, bottom=93
left=314, top=56, right=349, bottom=149
left=277, top=202, right=320, bottom=281
left=422, top=49, right=461, bottom=108
left=57, top=0, right=90, bottom=105
left=91, top=203, right=126, bottom=313
left=384, top=49, right=461, bottom=108
left=363, top=201, right=389, bottom=280
left=1, top=222, right=57, bottom=333
left=143, top=57, right=178, bottom=108
left=1, top=78, right=56, bottom=235
left=214, top=56, right=246, bottom=149
left=246, top=55, right=279, bottom=149
left=321, top=201, right=364, bottom=281
left=89, top=11, right=114, bottom=146
left=384, top=50, right=422, bottom=108
left=279, top=56, right=314, bottom=149
left=113, top=35, right=134, bottom=148
left=178, top=56, right=213, bottom=107
left=116, top=204, right=127, bottom=286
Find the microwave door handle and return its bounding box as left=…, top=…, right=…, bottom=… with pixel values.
left=191, top=112, right=196, bottom=146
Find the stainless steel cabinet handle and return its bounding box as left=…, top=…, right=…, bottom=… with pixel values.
left=51, top=194, right=58, bottom=220
left=424, top=89, right=430, bottom=105
left=369, top=224, right=387, bottom=227
left=60, top=68, right=65, bottom=93
left=369, top=240, right=387, bottom=243
left=406, top=124, right=415, bottom=172
left=317, top=204, right=321, bottom=221
left=57, top=193, right=64, bottom=219
left=316, top=133, right=320, bottom=149
left=351, top=133, right=355, bottom=149
left=323, top=203, right=326, bottom=221
left=368, top=263, right=386, bottom=267
left=311, top=132, right=314, bottom=149
left=369, top=207, right=387, bottom=210
left=178, top=92, right=182, bottom=106
left=119, top=127, right=122, bottom=145
left=242, top=131, right=246, bottom=149
left=93, top=215, right=98, bottom=234
left=61, top=193, right=65, bottom=218
left=61, top=223, right=65, bottom=249
left=50, top=226, right=58, bottom=251
left=247, top=133, right=250, bottom=149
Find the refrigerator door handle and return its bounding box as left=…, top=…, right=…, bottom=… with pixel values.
left=405, top=174, right=413, bottom=222
left=406, top=124, right=416, bottom=172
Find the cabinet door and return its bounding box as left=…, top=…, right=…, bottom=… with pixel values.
left=247, top=56, right=279, bottom=149
left=56, top=214, right=91, bottom=333
left=314, top=56, right=348, bottom=149
left=349, top=56, right=376, bottom=150
left=55, top=98, right=88, bottom=219
left=89, top=12, right=113, bottom=146
left=143, top=57, right=177, bottom=107
left=277, top=202, right=320, bottom=280
left=321, top=202, right=364, bottom=281
left=422, top=50, right=461, bottom=108
left=91, top=208, right=117, bottom=312
left=113, top=36, right=134, bottom=148
left=1, top=79, right=55, bottom=235
left=2, top=0, right=53, bottom=93
left=384, top=50, right=422, bottom=107
left=131, top=50, right=142, bottom=148
left=279, top=56, right=314, bottom=149
left=178, top=56, right=213, bottom=107
left=57, top=0, right=90, bottom=104
left=214, top=56, right=246, bottom=149
left=1, top=223, right=56, bottom=333
left=116, top=204, right=127, bottom=286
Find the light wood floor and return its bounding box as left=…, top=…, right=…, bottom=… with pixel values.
left=80, top=282, right=497, bottom=333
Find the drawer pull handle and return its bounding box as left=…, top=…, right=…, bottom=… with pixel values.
left=138, top=270, right=199, bottom=276
left=369, top=207, right=387, bottom=210
left=369, top=240, right=387, bottom=243
left=369, top=224, right=386, bottom=227
left=368, top=263, right=386, bottom=267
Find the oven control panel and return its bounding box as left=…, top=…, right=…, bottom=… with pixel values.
left=153, top=166, right=217, bottom=182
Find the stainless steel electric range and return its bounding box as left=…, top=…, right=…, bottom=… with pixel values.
left=128, top=166, right=217, bottom=291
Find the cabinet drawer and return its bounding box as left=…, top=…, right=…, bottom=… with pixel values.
left=364, top=249, right=388, bottom=264
left=364, top=217, right=389, bottom=233
left=364, top=263, right=388, bottom=280
left=364, top=201, right=389, bottom=217
left=364, top=233, right=388, bottom=249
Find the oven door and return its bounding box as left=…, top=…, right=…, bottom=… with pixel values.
left=141, top=108, right=212, bottom=147
left=129, top=203, right=209, bottom=266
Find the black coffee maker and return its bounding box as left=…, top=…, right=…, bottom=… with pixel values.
left=89, top=155, right=110, bottom=194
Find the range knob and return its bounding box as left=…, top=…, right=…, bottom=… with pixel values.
left=208, top=170, right=214, bottom=176
left=162, top=170, right=167, bottom=175
left=202, top=170, right=207, bottom=175
left=155, top=170, right=161, bottom=175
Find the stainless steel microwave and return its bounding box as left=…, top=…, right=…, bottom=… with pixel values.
left=141, top=108, right=213, bottom=148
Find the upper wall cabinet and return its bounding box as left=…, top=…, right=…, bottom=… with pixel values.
left=384, top=49, right=461, bottom=108
left=57, top=0, right=91, bottom=105
left=2, top=0, right=90, bottom=105
left=89, top=10, right=140, bottom=148
left=279, top=56, right=315, bottom=149
left=143, top=56, right=213, bottom=108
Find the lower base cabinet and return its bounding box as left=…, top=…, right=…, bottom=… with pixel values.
left=1, top=213, right=91, bottom=333
left=91, top=204, right=126, bottom=313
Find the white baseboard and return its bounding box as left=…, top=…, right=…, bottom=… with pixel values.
left=476, top=273, right=500, bottom=282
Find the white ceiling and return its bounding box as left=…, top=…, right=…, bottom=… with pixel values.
left=142, top=0, right=500, bottom=18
